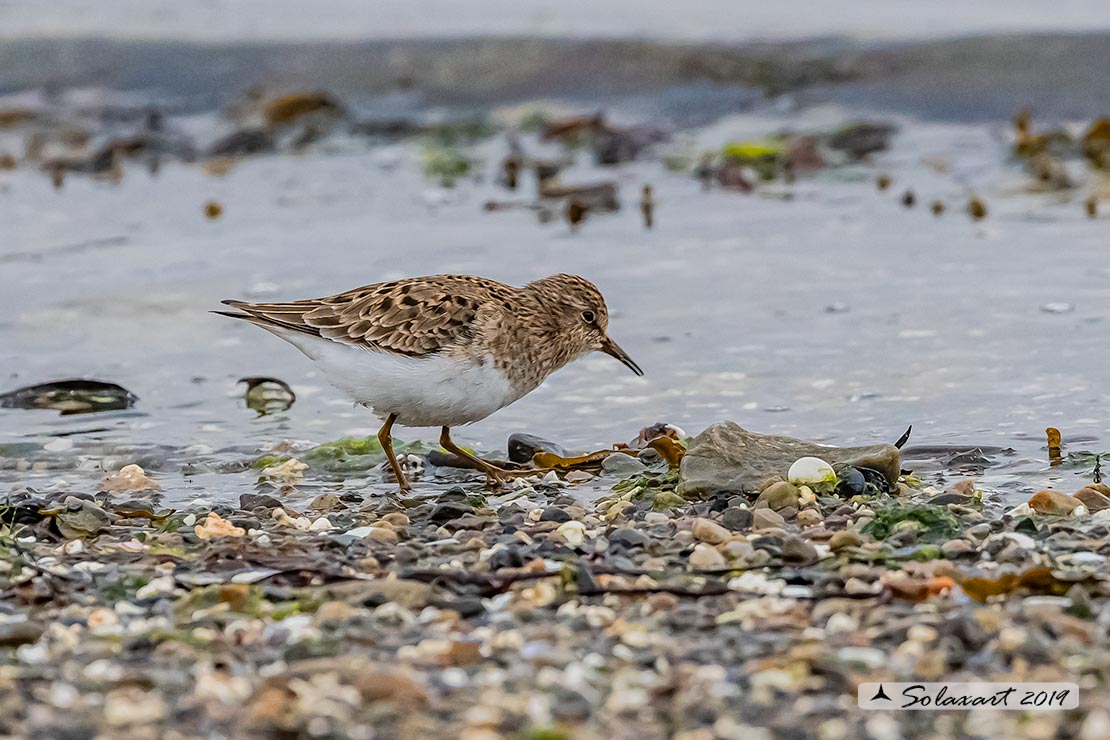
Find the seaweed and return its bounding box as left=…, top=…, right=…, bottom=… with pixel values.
left=862, top=503, right=960, bottom=542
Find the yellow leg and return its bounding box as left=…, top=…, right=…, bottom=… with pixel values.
left=378, top=413, right=411, bottom=492
left=439, top=426, right=529, bottom=487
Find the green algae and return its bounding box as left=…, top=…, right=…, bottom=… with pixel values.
left=863, top=503, right=961, bottom=542
left=421, top=145, right=473, bottom=186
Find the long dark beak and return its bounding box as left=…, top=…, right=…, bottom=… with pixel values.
left=600, top=336, right=644, bottom=376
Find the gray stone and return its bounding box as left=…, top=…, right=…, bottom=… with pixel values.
left=781, top=536, right=818, bottom=564
left=540, top=506, right=571, bottom=523
left=608, top=528, right=651, bottom=549
left=678, top=422, right=901, bottom=497
left=601, top=453, right=648, bottom=476
left=752, top=508, right=786, bottom=531
left=722, top=507, right=753, bottom=530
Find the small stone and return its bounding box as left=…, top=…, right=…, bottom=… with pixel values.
left=135, top=575, right=175, bottom=599
left=947, top=480, right=978, bottom=497
left=1027, top=490, right=1082, bottom=515
left=104, top=687, right=167, bottom=726
left=347, top=525, right=400, bottom=543
left=1079, top=708, right=1110, bottom=740
left=844, top=577, right=881, bottom=595
left=691, top=517, right=731, bottom=544
left=828, top=531, right=863, bottom=551
left=380, top=512, right=411, bottom=527
left=556, top=520, right=587, bottom=547
left=240, top=493, right=283, bottom=511
left=721, top=507, right=753, bottom=530
left=781, top=536, right=818, bottom=564
left=540, top=506, right=572, bottom=523
left=564, top=470, right=594, bottom=484
left=752, top=508, right=786, bottom=531
left=0, top=620, right=43, bottom=647
left=689, top=544, right=727, bottom=570
left=756, top=481, right=801, bottom=510
left=825, top=612, right=859, bottom=634
left=1074, top=487, right=1110, bottom=512
left=608, top=528, right=651, bottom=549
left=601, top=453, right=648, bottom=476
left=796, top=509, right=822, bottom=528
left=721, top=539, right=754, bottom=561
left=309, top=493, right=345, bottom=512
left=941, top=539, right=974, bottom=558
left=966, top=523, right=992, bottom=539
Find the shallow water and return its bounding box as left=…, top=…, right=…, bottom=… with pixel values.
left=2, top=91, right=1108, bottom=504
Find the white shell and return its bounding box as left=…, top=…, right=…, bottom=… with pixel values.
left=787, top=457, right=837, bottom=489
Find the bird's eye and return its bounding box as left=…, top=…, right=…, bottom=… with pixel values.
left=581, top=310, right=596, bottom=324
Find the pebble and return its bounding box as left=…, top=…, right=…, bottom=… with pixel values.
left=1080, top=709, right=1110, bottom=740
left=752, top=508, right=786, bottom=531
left=756, top=481, right=801, bottom=511
left=795, top=509, right=822, bottom=528
left=540, top=506, right=572, bottom=523
left=780, top=536, right=818, bottom=564
left=1027, top=490, right=1082, bottom=516
left=688, top=544, right=726, bottom=570
left=691, top=517, right=731, bottom=545
left=556, top=520, right=587, bottom=547
left=845, top=577, right=882, bottom=595
left=347, top=526, right=400, bottom=544
left=941, top=538, right=974, bottom=557
left=721, top=507, right=753, bottom=530
left=1074, top=487, right=1110, bottom=512
left=608, top=528, right=651, bottom=549
left=825, top=612, right=859, bottom=634
left=966, top=523, right=992, bottom=539
left=601, top=454, right=647, bottom=476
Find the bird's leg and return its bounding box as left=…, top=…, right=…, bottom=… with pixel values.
left=378, top=413, right=411, bottom=492
left=439, top=426, right=530, bottom=487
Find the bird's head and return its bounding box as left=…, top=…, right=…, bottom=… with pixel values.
left=528, top=274, right=643, bottom=376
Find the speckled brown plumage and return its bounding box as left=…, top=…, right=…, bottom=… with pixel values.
left=218, top=273, right=640, bottom=395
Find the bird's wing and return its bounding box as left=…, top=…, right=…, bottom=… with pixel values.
left=217, top=278, right=490, bottom=357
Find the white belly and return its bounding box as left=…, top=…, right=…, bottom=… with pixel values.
left=267, top=328, right=522, bottom=427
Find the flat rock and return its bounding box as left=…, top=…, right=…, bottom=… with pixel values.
left=678, top=422, right=901, bottom=497
left=1074, top=487, right=1110, bottom=512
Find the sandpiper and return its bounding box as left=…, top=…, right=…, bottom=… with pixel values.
left=216, top=274, right=642, bottom=491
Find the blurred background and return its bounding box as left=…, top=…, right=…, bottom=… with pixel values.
left=2, top=1, right=1109, bottom=503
